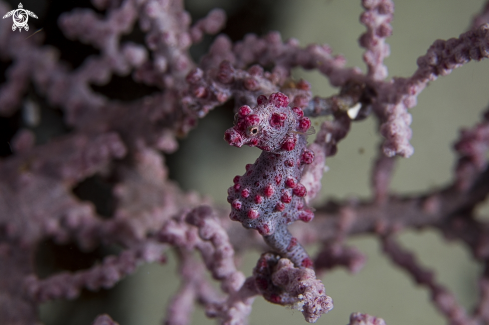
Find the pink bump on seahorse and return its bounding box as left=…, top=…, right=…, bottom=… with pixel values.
left=224, top=92, right=315, bottom=268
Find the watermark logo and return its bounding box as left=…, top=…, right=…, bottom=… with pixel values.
left=2, top=3, right=38, bottom=32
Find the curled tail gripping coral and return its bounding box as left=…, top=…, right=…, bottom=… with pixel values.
left=225, top=92, right=315, bottom=267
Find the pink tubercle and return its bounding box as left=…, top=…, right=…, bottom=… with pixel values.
left=233, top=175, right=241, bottom=184
left=301, top=149, right=314, bottom=164
left=248, top=209, right=259, bottom=219
left=298, top=210, right=314, bottom=222
left=238, top=105, right=252, bottom=117
left=292, top=106, right=304, bottom=118
left=275, top=174, right=282, bottom=185
left=254, top=195, right=263, bottom=204
left=269, top=92, right=289, bottom=108
left=281, top=137, right=296, bottom=151
left=281, top=191, right=292, bottom=203
left=292, top=184, right=307, bottom=197
left=298, top=117, right=311, bottom=132
left=257, top=95, right=267, bottom=105
left=245, top=114, right=260, bottom=127
left=285, top=177, right=297, bottom=188
left=275, top=202, right=285, bottom=212
left=241, top=188, right=250, bottom=198
left=301, top=257, right=313, bottom=268
left=232, top=199, right=242, bottom=210
left=270, top=112, right=286, bottom=128
left=258, top=223, right=271, bottom=235
left=264, top=184, right=274, bottom=197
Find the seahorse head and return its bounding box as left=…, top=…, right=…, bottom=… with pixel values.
left=224, top=92, right=311, bottom=152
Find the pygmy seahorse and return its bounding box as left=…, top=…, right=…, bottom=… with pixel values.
left=224, top=92, right=315, bottom=268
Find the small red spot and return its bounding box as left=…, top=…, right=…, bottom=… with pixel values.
left=275, top=174, right=282, bottom=185
left=284, top=159, right=294, bottom=167
left=241, top=188, right=250, bottom=198
left=257, top=95, right=267, bottom=105
left=298, top=210, right=314, bottom=222
left=292, top=106, right=304, bottom=118
left=287, top=237, right=298, bottom=251
left=248, top=209, right=259, bottom=219
left=245, top=114, right=260, bottom=127
left=293, top=184, right=307, bottom=197
left=254, top=195, right=263, bottom=204
left=298, top=117, right=311, bottom=132
left=224, top=129, right=242, bottom=147
left=258, top=224, right=271, bottom=235
left=285, top=177, right=297, bottom=188
left=238, top=105, right=252, bottom=117
left=269, top=92, right=289, bottom=108
left=264, top=185, right=274, bottom=197
left=270, top=113, right=287, bottom=128
left=281, top=191, right=292, bottom=203
left=269, top=294, right=282, bottom=304
left=244, top=77, right=260, bottom=91
left=232, top=199, right=242, bottom=210
left=301, top=150, right=314, bottom=164
left=281, top=137, right=296, bottom=151
left=275, top=202, right=285, bottom=211
left=233, top=175, right=241, bottom=184
left=301, top=257, right=313, bottom=268
left=249, top=138, right=259, bottom=147
left=236, top=121, right=246, bottom=132
left=234, top=183, right=241, bottom=191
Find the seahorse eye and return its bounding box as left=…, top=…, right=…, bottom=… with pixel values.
left=248, top=126, right=260, bottom=136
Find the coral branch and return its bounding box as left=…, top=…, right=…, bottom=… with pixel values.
left=24, top=242, right=165, bottom=303
left=359, top=0, right=394, bottom=81
left=348, top=312, right=386, bottom=325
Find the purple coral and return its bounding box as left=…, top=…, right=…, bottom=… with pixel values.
left=2, top=0, right=489, bottom=324
left=225, top=92, right=315, bottom=268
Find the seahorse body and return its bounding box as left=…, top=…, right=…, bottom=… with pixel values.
left=224, top=92, right=315, bottom=267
